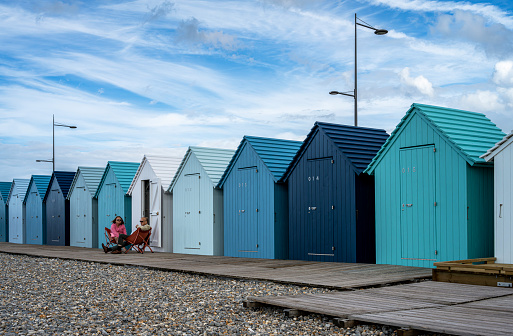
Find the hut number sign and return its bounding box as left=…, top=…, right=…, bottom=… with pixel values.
left=308, top=176, right=320, bottom=181
left=402, top=167, right=416, bottom=173
left=238, top=182, right=248, bottom=187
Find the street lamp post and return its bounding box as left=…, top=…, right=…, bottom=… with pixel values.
left=330, top=13, right=388, bottom=127
left=36, top=114, right=77, bottom=172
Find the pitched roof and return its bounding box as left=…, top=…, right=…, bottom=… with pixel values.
left=128, top=155, right=182, bottom=195
left=67, top=167, right=105, bottom=199
left=217, top=136, right=302, bottom=188
left=365, top=103, right=505, bottom=174
left=168, top=146, right=236, bottom=191
left=282, top=122, right=388, bottom=181
left=8, top=178, right=30, bottom=202
left=46, top=171, right=77, bottom=200
left=0, top=182, right=12, bottom=202
left=95, top=161, right=140, bottom=198
left=24, top=175, right=52, bottom=202
left=481, top=131, right=513, bottom=162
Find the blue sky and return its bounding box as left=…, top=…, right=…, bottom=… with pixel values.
left=1, top=0, right=513, bottom=181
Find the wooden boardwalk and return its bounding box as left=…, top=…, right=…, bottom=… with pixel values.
left=0, top=242, right=431, bottom=289
left=246, top=281, right=513, bottom=336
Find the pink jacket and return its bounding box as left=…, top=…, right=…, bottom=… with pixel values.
left=110, top=223, right=127, bottom=238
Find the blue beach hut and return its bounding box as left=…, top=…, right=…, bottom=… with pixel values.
left=95, top=161, right=139, bottom=248
left=218, top=136, right=302, bottom=259
left=44, top=171, right=75, bottom=246
left=169, top=147, right=235, bottom=256
left=24, top=175, right=52, bottom=245
left=364, top=104, right=505, bottom=268
left=7, top=179, right=30, bottom=244
left=0, top=182, right=12, bottom=242
left=68, top=167, right=104, bottom=248
left=281, top=122, right=389, bottom=263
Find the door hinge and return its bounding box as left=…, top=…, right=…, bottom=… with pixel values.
left=198, top=211, right=201, bottom=214
left=256, top=208, right=259, bottom=212
left=332, top=246, right=335, bottom=251
left=331, top=205, right=334, bottom=210
left=433, top=148, right=436, bottom=152
left=435, top=250, right=438, bottom=255
left=331, top=160, right=334, bottom=164
left=434, top=201, right=437, bottom=206
left=256, top=244, right=259, bottom=248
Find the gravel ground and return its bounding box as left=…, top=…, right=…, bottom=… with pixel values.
left=0, top=253, right=442, bottom=335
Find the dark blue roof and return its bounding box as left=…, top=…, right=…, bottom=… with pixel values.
left=217, top=136, right=302, bottom=187
left=44, top=171, right=76, bottom=201
left=282, top=122, right=389, bottom=181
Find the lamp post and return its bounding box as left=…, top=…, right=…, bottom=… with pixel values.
left=330, top=13, right=388, bottom=127
left=36, top=114, right=77, bottom=172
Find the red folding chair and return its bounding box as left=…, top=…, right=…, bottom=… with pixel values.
left=104, top=227, right=117, bottom=249
left=123, top=228, right=154, bottom=254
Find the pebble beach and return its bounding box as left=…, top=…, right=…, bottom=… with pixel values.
left=0, top=253, right=441, bottom=335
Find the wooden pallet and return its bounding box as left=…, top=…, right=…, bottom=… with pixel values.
left=433, top=257, right=513, bottom=288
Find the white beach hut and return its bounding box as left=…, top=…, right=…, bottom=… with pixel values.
left=127, top=155, right=182, bottom=252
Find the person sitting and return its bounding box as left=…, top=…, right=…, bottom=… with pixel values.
left=102, top=217, right=151, bottom=254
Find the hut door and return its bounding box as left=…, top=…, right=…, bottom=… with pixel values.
left=306, top=158, right=334, bottom=258
left=149, top=180, right=162, bottom=247
left=184, top=173, right=201, bottom=250
left=48, top=189, right=64, bottom=244
left=74, top=186, right=86, bottom=245
left=237, top=167, right=259, bottom=253
left=10, top=193, right=22, bottom=242
left=400, top=146, right=437, bottom=261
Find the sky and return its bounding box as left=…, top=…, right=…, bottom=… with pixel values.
left=1, top=0, right=513, bottom=181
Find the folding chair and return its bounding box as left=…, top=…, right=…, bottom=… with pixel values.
left=123, top=228, right=154, bottom=254
left=104, top=227, right=117, bottom=249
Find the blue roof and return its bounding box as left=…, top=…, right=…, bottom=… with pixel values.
left=0, top=182, right=12, bottom=201
left=24, top=175, right=52, bottom=202
left=218, top=136, right=302, bottom=187
left=95, top=161, right=140, bottom=197
left=67, top=167, right=105, bottom=199
left=282, top=122, right=389, bottom=181
left=169, top=146, right=236, bottom=191
left=8, top=179, right=30, bottom=202
left=365, top=103, right=506, bottom=174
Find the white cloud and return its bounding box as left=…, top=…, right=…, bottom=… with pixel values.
left=175, top=17, right=240, bottom=51
left=493, top=61, right=513, bottom=87
left=460, top=90, right=504, bottom=112
left=399, top=67, right=434, bottom=96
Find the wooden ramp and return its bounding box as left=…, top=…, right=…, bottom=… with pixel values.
left=246, top=281, right=513, bottom=336
left=0, top=242, right=431, bottom=290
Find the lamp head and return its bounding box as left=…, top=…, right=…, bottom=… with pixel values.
left=374, top=29, right=388, bottom=35
left=329, top=91, right=340, bottom=95
left=69, top=126, right=77, bottom=129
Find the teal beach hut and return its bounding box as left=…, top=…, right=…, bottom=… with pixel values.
left=68, top=167, right=104, bottom=248
left=24, top=175, right=52, bottom=245
left=218, top=136, right=302, bottom=259
left=169, top=146, right=235, bottom=256
left=0, top=182, right=12, bottom=242
left=365, top=104, right=505, bottom=268
left=8, top=178, right=30, bottom=244
left=95, top=161, right=139, bottom=248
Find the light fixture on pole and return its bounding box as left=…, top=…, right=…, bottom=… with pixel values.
left=36, top=114, right=77, bottom=172
left=330, top=13, right=388, bottom=127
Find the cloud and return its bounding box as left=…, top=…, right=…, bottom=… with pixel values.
left=493, top=60, right=513, bottom=87
left=431, top=10, right=513, bottom=58
left=459, top=90, right=504, bottom=112
left=144, top=0, right=174, bottom=23
left=174, top=17, right=240, bottom=51
left=34, top=0, right=81, bottom=20
left=400, top=67, right=434, bottom=96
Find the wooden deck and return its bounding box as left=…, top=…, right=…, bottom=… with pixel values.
left=0, top=242, right=431, bottom=290
left=246, top=281, right=513, bottom=336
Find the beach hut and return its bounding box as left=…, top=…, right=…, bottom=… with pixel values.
left=481, top=132, right=513, bottom=264
left=0, top=182, right=12, bottom=242
left=364, top=103, right=505, bottom=268
left=95, top=161, right=139, bottom=248
left=7, top=179, right=30, bottom=243
left=24, top=175, right=51, bottom=245
left=281, top=122, right=388, bottom=263
left=44, top=171, right=75, bottom=246
left=128, top=155, right=182, bottom=252
left=68, top=167, right=104, bottom=248
left=218, top=136, right=302, bottom=259
left=169, top=147, right=235, bottom=256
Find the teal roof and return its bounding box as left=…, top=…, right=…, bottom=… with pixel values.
left=365, top=103, right=506, bottom=174
left=24, top=175, right=52, bottom=202
left=67, top=167, right=105, bottom=200
left=169, top=146, right=236, bottom=191
left=0, top=182, right=12, bottom=202
left=218, top=136, right=302, bottom=187
left=95, top=161, right=139, bottom=197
